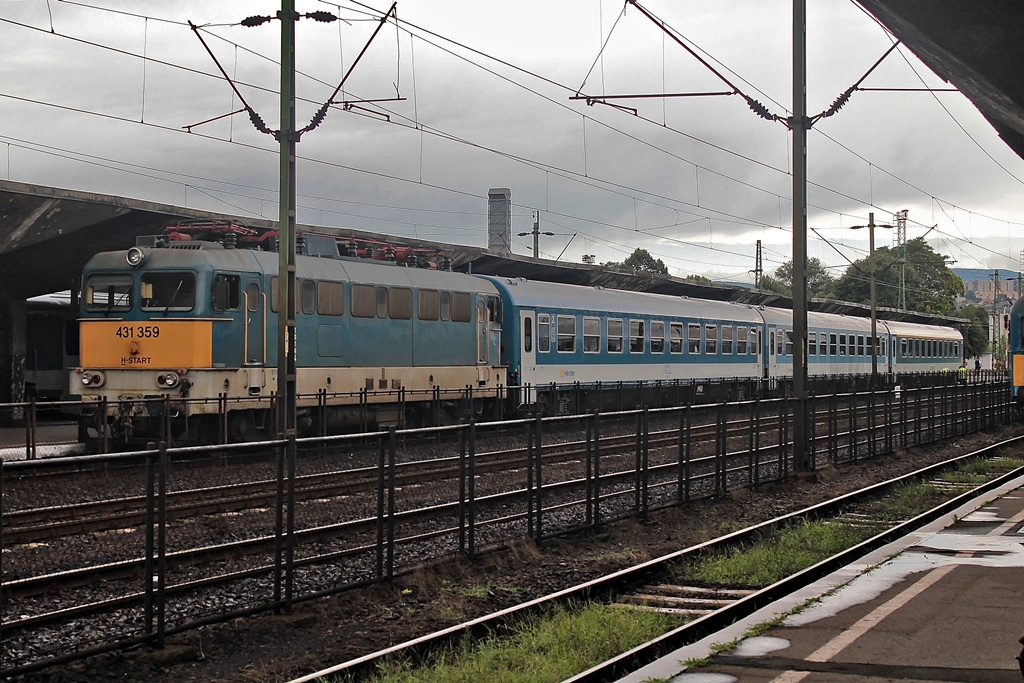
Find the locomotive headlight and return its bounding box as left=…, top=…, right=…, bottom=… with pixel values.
left=126, top=247, right=148, bottom=268
left=80, top=371, right=106, bottom=387
left=157, top=371, right=180, bottom=388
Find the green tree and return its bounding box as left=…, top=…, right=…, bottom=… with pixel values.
left=605, top=248, right=669, bottom=275
left=758, top=258, right=834, bottom=297
left=959, top=304, right=989, bottom=359
left=831, top=238, right=964, bottom=315
left=685, top=274, right=711, bottom=283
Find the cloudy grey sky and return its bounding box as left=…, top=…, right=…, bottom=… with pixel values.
left=2, top=0, right=1022, bottom=283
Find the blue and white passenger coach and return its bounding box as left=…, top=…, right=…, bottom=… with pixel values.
left=483, top=277, right=764, bottom=402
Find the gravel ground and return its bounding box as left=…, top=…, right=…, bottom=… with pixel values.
left=15, top=422, right=1024, bottom=683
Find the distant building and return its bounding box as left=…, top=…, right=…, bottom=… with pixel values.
left=954, top=268, right=1020, bottom=305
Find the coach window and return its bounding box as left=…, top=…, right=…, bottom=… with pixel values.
left=85, top=274, right=133, bottom=311
left=705, top=325, right=718, bottom=355
left=523, top=317, right=533, bottom=352
left=538, top=314, right=551, bottom=352
left=784, top=330, right=793, bottom=356
left=418, top=289, right=439, bottom=320
left=300, top=279, right=316, bottom=315
left=626, top=319, right=643, bottom=352
left=583, top=317, right=600, bottom=353
left=351, top=283, right=376, bottom=318
left=688, top=323, right=701, bottom=354
left=901, top=339, right=907, bottom=357
left=140, top=272, right=195, bottom=312
left=722, top=325, right=734, bottom=355
left=838, top=334, right=847, bottom=356
left=390, top=287, right=412, bottom=319
left=607, top=318, right=623, bottom=353
left=452, top=292, right=473, bottom=322
left=557, top=315, right=576, bottom=352
left=808, top=331, right=816, bottom=356
left=775, top=331, right=783, bottom=356
left=736, top=326, right=747, bottom=355
left=670, top=322, right=683, bottom=354
left=211, top=274, right=240, bottom=311
left=650, top=321, right=665, bottom=353
left=856, top=335, right=864, bottom=356
left=750, top=328, right=759, bottom=355
left=829, top=333, right=838, bottom=356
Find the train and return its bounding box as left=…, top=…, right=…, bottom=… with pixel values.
left=1010, top=295, right=1024, bottom=402
left=71, top=220, right=965, bottom=447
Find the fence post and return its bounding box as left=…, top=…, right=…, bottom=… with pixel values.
left=144, top=446, right=155, bottom=637
left=716, top=402, right=727, bottom=494
left=467, top=420, right=476, bottom=558
left=593, top=411, right=602, bottom=528
left=526, top=416, right=535, bottom=539
left=534, top=413, right=543, bottom=544
left=387, top=427, right=396, bottom=579
left=375, top=431, right=385, bottom=579
left=156, top=441, right=168, bottom=648
left=458, top=422, right=467, bottom=554
left=25, top=398, right=36, bottom=460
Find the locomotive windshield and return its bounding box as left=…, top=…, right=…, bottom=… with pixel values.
left=84, top=274, right=132, bottom=312
left=140, top=272, right=196, bottom=312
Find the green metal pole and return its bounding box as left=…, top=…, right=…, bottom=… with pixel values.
left=278, top=0, right=297, bottom=437
left=791, top=0, right=809, bottom=472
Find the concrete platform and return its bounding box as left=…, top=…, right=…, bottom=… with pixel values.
left=621, top=475, right=1024, bottom=683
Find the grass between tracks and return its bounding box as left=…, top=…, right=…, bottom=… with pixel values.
left=338, top=603, right=684, bottom=683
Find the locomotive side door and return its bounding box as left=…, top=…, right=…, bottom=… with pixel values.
left=244, top=280, right=265, bottom=365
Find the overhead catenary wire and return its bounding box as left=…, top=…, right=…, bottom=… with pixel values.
left=0, top=2, right=1021, bottom=274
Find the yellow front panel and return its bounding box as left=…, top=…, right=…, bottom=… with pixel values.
left=80, top=320, right=213, bottom=368
left=1015, top=355, right=1024, bottom=387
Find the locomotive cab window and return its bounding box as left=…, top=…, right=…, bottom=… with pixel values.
left=140, top=272, right=195, bottom=312
left=85, top=274, right=133, bottom=311
left=211, top=274, right=240, bottom=311
left=487, top=296, right=502, bottom=328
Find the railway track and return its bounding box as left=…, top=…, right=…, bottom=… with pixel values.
left=3, top=394, right=918, bottom=544
left=289, top=434, right=1024, bottom=683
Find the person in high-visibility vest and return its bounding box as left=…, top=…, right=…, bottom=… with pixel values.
left=958, top=363, right=968, bottom=383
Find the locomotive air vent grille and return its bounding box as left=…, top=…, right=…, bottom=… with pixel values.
left=169, top=242, right=224, bottom=250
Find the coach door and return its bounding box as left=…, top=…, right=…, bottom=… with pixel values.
left=767, top=328, right=778, bottom=378
left=519, top=310, right=536, bottom=403
left=244, top=281, right=265, bottom=365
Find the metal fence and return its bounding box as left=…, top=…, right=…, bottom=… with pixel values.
left=0, top=374, right=1016, bottom=675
